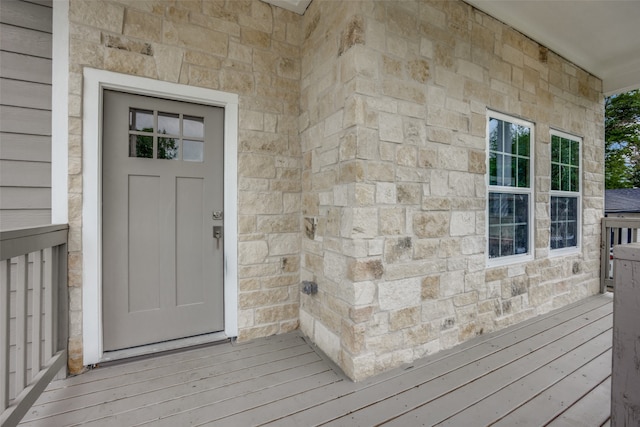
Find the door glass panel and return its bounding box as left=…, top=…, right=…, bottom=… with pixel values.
left=129, top=134, right=153, bottom=158
left=184, top=116, right=204, bottom=138
left=130, top=109, right=153, bottom=131
left=183, top=140, right=204, bottom=162
left=158, top=112, right=180, bottom=136
left=158, top=137, right=179, bottom=160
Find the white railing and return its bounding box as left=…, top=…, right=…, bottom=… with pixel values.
left=601, top=217, right=640, bottom=292
left=0, top=225, right=68, bottom=427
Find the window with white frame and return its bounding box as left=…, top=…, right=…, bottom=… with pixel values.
left=487, top=112, right=534, bottom=262
left=550, top=131, right=581, bottom=251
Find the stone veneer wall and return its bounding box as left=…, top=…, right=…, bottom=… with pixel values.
left=66, top=0, right=303, bottom=373
left=299, top=0, right=604, bottom=380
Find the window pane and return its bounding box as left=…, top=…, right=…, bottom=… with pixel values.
left=561, top=138, right=571, bottom=164
left=129, top=134, right=153, bottom=158
left=489, top=118, right=499, bottom=151
left=551, top=135, right=560, bottom=162
left=550, top=196, right=578, bottom=249
left=130, top=109, right=153, bottom=132
left=488, top=192, right=529, bottom=258
left=561, top=165, right=570, bottom=191
left=489, top=152, right=498, bottom=185
left=551, top=163, right=560, bottom=191
left=517, top=157, right=529, bottom=188
left=158, top=112, right=180, bottom=136
left=183, top=140, right=204, bottom=162
left=516, top=127, right=530, bottom=157
left=570, top=140, right=579, bottom=166
left=570, top=166, right=579, bottom=191
left=184, top=116, right=204, bottom=138
left=158, top=137, right=179, bottom=160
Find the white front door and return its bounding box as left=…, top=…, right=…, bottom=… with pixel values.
left=101, top=90, right=224, bottom=351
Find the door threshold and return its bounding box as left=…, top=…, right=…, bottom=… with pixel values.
left=99, top=331, right=229, bottom=364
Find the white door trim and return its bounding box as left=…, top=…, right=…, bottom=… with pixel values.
left=82, top=68, right=238, bottom=365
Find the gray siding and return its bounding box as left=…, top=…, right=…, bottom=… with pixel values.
left=0, top=0, right=53, bottom=230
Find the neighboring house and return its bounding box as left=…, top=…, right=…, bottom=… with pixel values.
left=605, top=188, right=640, bottom=219
left=1, top=0, right=639, bottom=382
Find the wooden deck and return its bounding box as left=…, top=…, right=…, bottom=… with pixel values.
left=19, top=294, right=613, bottom=427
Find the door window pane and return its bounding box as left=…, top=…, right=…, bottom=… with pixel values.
left=130, top=109, right=153, bottom=132
left=158, top=112, right=180, bottom=136
left=158, top=137, right=179, bottom=160
left=183, top=140, right=204, bottom=162
left=184, top=116, right=204, bottom=138
left=129, top=134, right=153, bottom=158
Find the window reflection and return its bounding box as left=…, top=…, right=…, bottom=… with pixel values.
left=158, top=112, right=180, bottom=136
left=129, top=109, right=153, bottom=132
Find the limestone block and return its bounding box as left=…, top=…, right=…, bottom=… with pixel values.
left=439, top=145, right=469, bottom=172
left=257, top=214, right=299, bottom=233
left=379, top=112, right=404, bottom=143
left=366, top=331, right=403, bottom=355
left=314, top=321, right=341, bottom=363
left=379, top=207, right=405, bottom=235
left=404, top=323, right=434, bottom=347
left=324, top=251, right=347, bottom=283
left=268, top=233, right=301, bottom=256
left=413, top=211, right=450, bottom=238
left=378, top=277, right=421, bottom=311
left=70, top=1, right=124, bottom=33
left=422, top=276, right=440, bottom=300
left=389, top=306, right=420, bottom=331
left=450, top=211, right=475, bottom=236
left=123, top=8, right=162, bottom=42
left=341, top=320, right=366, bottom=354
left=152, top=44, right=183, bottom=83
left=163, top=21, right=228, bottom=57
left=239, top=288, right=289, bottom=309
left=255, top=303, right=299, bottom=324
left=238, top=324, right=279, bottom=341
left=376, top=182, right=396, bottom=204
left=384, top=237, right=413, bottom=264
left=239, top=153, right=276, bottom=178
left=396, top=145, right=417, bottom=167
left=239, top=191, right=282, bottom=214
left=347, top=258, right=384, bottom=282
left=440, top=270, right=465, bottom=297
left=238, top=240, right=269, bottom=265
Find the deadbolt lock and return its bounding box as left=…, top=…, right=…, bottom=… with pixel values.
left=212, top=211, right=223, bottom=220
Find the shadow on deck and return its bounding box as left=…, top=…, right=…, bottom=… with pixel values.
left=19, top=294, right=613, bottom=427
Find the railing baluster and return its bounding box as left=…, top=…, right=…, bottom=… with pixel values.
left=31, top=250, right=43, bottom=381
left=1, top=224, right=69, bottom=426
left=1, top=259, right=9, bottom=412
left=15, top=256, right=28, bottom=395
left=43, top=247, right=53, bottom=362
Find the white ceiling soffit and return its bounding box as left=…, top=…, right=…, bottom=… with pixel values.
left=262, top=0, right=312, bottom=15
left=465, top=0, right=640, bottom=95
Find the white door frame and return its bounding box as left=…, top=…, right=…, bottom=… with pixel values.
left=82, top=68, right=238, bottom=365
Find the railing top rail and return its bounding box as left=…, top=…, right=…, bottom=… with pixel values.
left=0, top=224, right=69, bottom=261
left=602, top=217, right=640, bottom=227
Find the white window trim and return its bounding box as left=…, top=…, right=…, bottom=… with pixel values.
left=82, top=68, right=239, bottom=365
left=549, top=129, right=582, bottom=257
left=486, top=111, right=535, bottom=267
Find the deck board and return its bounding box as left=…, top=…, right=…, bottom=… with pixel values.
left=18, top=294, right=613, bottom=427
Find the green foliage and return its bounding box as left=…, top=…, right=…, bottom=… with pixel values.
left=605, top=89, right=640, bottom=189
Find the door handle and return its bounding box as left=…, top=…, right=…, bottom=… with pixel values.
left=213, top=226, right=223, bottom=249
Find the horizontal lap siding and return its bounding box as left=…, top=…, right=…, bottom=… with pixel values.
left=0, top=0, right=53, bottom=230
